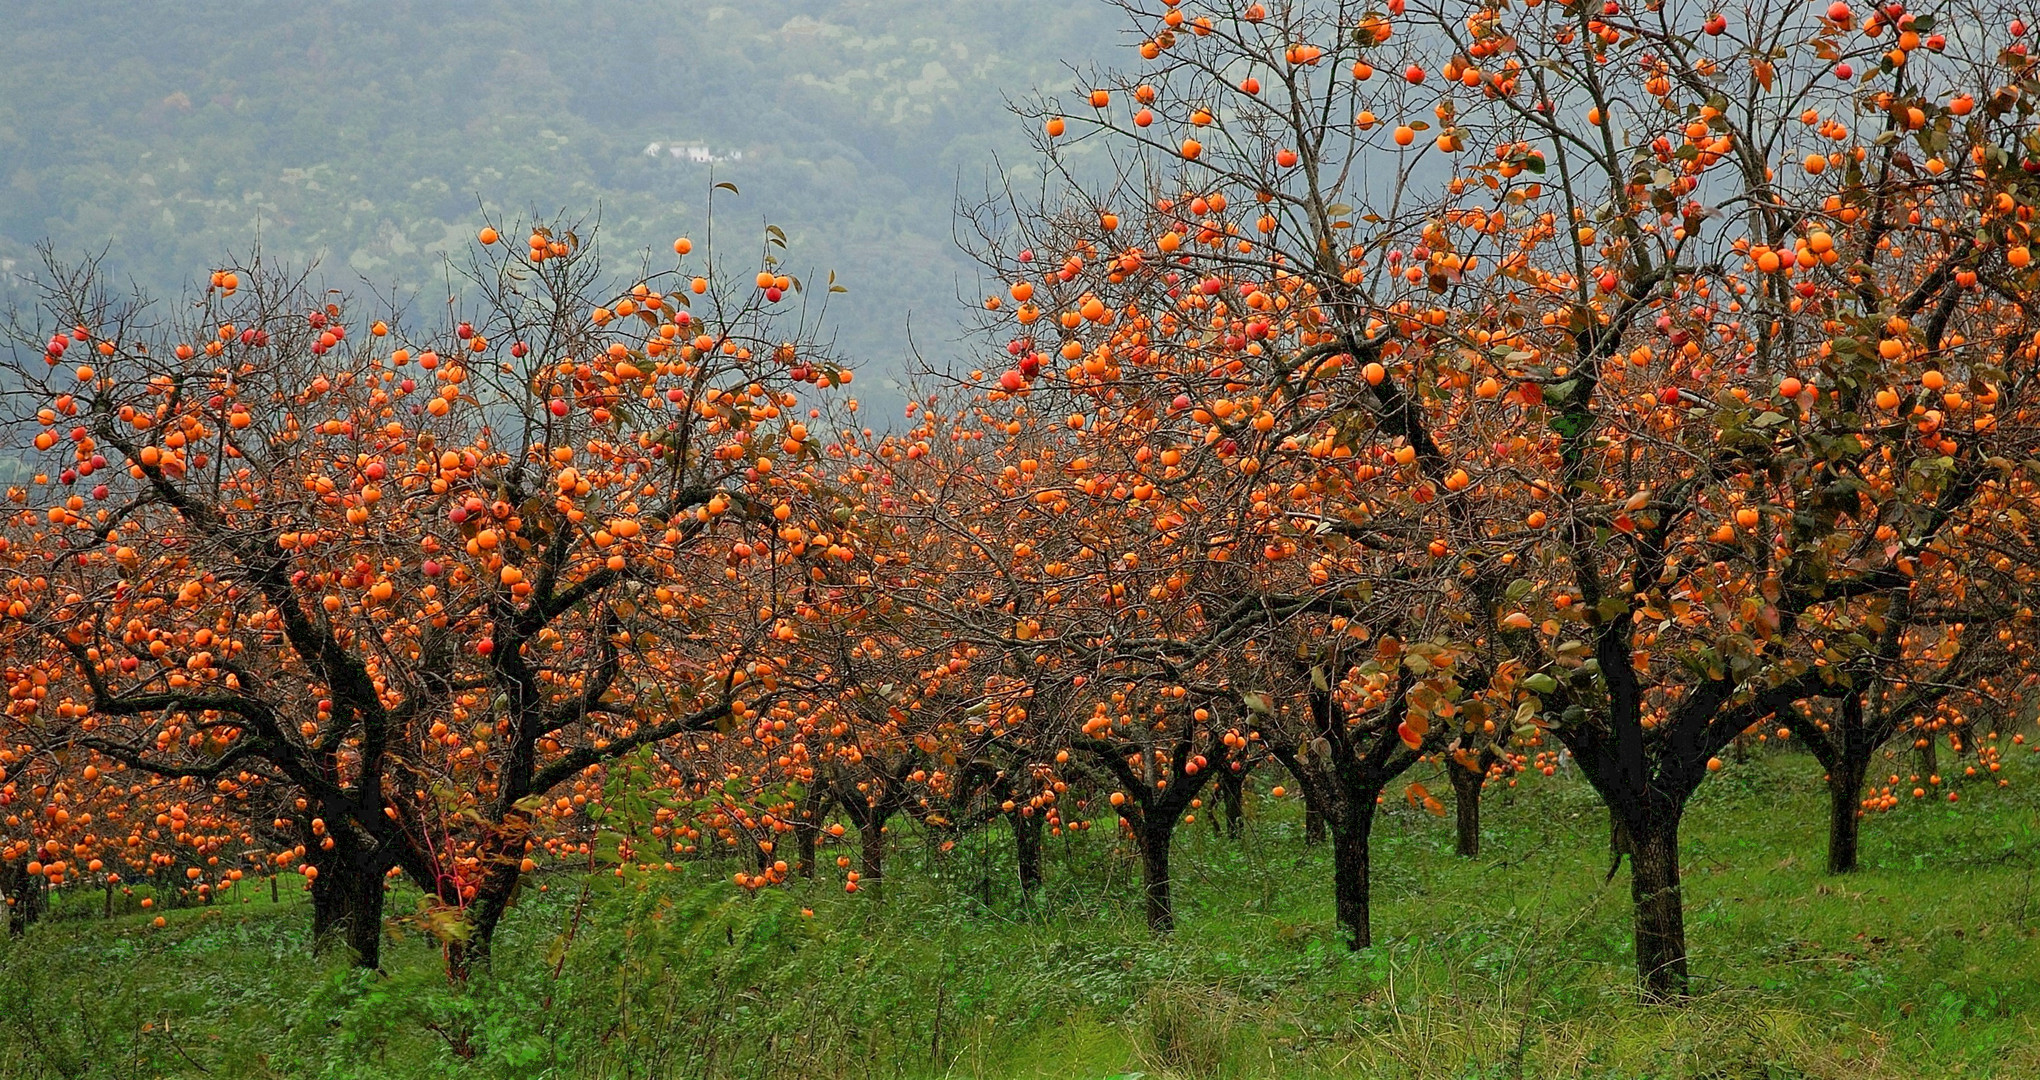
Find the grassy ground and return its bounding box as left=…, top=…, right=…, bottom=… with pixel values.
left=6, top=747, right=2040, bottom=1079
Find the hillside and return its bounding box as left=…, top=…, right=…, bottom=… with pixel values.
left=0, top=1, right=1123, bottom=397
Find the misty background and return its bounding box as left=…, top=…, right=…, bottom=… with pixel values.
left=0, top=1, right=1131, bottom=408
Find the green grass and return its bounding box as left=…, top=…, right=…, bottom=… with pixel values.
left=8, top=747, right=2040, bottom=1079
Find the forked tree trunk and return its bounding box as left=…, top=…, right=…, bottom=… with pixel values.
left=1449, top=765, right=1484, bottom=858
left=1628, top=815, right=1688, bottom=1002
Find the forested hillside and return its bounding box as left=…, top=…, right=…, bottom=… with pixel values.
left=0, top=1, right=1120, bottom=395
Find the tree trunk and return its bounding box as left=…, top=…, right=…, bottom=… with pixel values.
left=1329, top=799, right=1378, bottom=950
left=1011, top=810, right=1044, bottom=897
left=1609, top=806, right=1633, bottom=864
left=1449, top=765, right=1483, bottom=858
left=1628, top=815, right=1689, bottom=1002
left=1137, top=821, right=1176, bottom=933
left=1215, top=767, right=1245, bottom=839
left=795, top=821, right=821, bottom=880
left=3, top=858, right=48, bottom=937
left=309, top=859, right=385, bottom=969
left=445, top=850, right=530, bottom=981
left=348, top=875, right=387, bottom=971
left=1826, top=748, right=1871, bottom=874
left=859, top=820, right=885, bottom=897
left=1302, top=806, right=1326, bottom=845
left=793, top=788, right=830, bottom=880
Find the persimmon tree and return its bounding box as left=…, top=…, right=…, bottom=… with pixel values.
left=955, top=0, right=1541, bottom=949
left=824, top=384, right=1243, bottom=931
left=967, top=0, right=2040, bottom=1001
left=1786, top=541, right=2039, bottom=872
left=1388, top=0, right=2040, bottom=999
left=0, top=213, right=852, bottom=971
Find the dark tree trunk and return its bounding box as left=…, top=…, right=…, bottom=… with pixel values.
left=1917, top=730, right=1939, bottom=778
left=1628, top=814, right=1689, bottom=1002
left=447, top=851, right=528, bottom=981
left=1449, top=765, right=1483, bottom=858
left=1609, top=806, right=1633, bottom=864
left=444, top=938, right=475, bottom=983
left=1266, top=682, right=1424, bottom=954
left=3, top=859, right=48, bottom=937
left=859, top=819, right=886, bottom=896
left=309, top=858, right=385, bottom=969
left=793, top=788, right=830, bottom=880
left=1214, top=766, right=1245, bottom=839
left=1137, top=821, right=1176, bottom=932
left=796, top=822, right=821, bottom=880
left=1329, top=799, right=1378, bottom=950
left=1302, top=806, right=1326, bottom=845
left=1011, top=810, right=1044, bottom=897
left=1826, top=748, right=1871, bottom=875
left=1076, top=729, right=1223, bottom=935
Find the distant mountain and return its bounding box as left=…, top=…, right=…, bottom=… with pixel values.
left=0, top=1, right=1125, bottom=408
